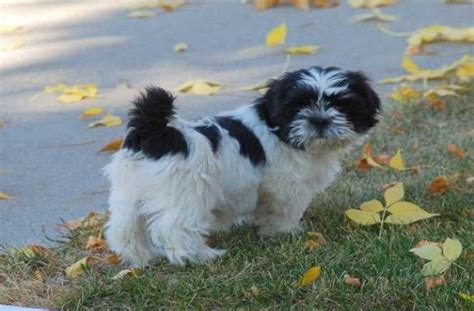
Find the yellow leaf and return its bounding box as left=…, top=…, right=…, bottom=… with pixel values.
left=89, top=113, right=123, bottom=128
left=240, top=79, right=271, bottom=92
left=99, top=137, right=124, bottom=152
left=177, top=80, right=223, bottom=95
left=407, top=25, right=474, bottom=54
left=0, top=192, right=13, bottom=200
left=285, top=45, right=320, bottom=55
left=65, top=256, right=93, bottom=278
left=409, top=245, right=444, bottom=261
left=111, top=268, right=140, bottom=280
left=266, top=23, right=287, bottom=47
left=1, top=41, right=25, bottom=51
left=304, top=240, right=320, bottom=250
left=389, top=84, right=421, bottom=103
left=423, top=84, right=467, bottom=98
left=360, top=199, right=384, bottom=213
left=298, top=266, right=321, bottom=287
left=174, top=42, right=188, bottom=52
left=385, top=201, right=439, bottom=224
left=421, top=258, right=451, bottom=276
left=80, top=107, right=104, bottom=119
left=345, top=209, right=380, bottom=225
left=401, top=57, right=421, bottom=74
left=384, top=182, right=404, bottom=206
left=348, top=0, right=395, bottom=8
left=128, top=10, right=156, bottom=18
left=389, top=149, right=405, bottom=170
left=157, top=0, right=186, bottom=11
left=456, top=63, right=474, bottom=82
left=44, top=83, right=65, bottom=93
left=442, top=238, right=462, bottom=261
left=58, top=93, right=85, bottom=103
left=459, top=293, right=474, bottom=304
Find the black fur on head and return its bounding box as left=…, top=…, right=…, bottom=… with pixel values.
left=255, top=66, right=380, bottom=149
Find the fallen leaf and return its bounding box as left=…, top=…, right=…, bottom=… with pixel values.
left=384, top=182, right=404, bottom=206
left=298, top=266, right=321, bottom=287
left=423, top=84, right=468, bottom=98
left=306, top=231, right=327, bottom=244
left=45, top=83, right=98, bottom=103
left=22, top=245, right=52, bottom=258
left=63, top=217, right=84, bottom=231
left=456, top=63, right=474, bottom=82
left=446, top=143, right=466, bottom=158
left=312, top=0, right=340, bottom=8
left=304, top=240, right=320, bottom=250
left=389, top=149, right=405, bottom=170
left=356, top=143, right=383, bottom=170
left=65, top=256, right=94, bottom=278
left=380, top=54, right=474, bottom=84
left=401, top=57, right=421, bottom=74
left=254, top=0, right=279, bottom=10
left=174, top=42, right=188, bottom=52
left=106, top=253, right=122, bottom=265
left=285, top=45, right=320, bottom=55
left=459, top=293, right=474, bottom=303
left=388, top=84, right=421, bottom=102
left=428, top=176, right=450, bottom=195
left=427, top=96, right=446, bottom=110
left=111, top=268, right=139, bottom=280
left=80, top=107, right=104, bottom=120
left=85, top=235, right=106, bottom=251
left=410, top=238, right=463, bottom=276
left=266, top=23, right=287, bottom=47
left=89, top=113, right=123, bottom=128
left=352, top=8, right=397, bottom=22
left=425, top=275, right=445, bottom=289
left=82, top=212, right=103, bottom=228
left=1, top=41, right=25, bottom=51
left=128, top=10, right=157, bottom=18
left=177, top=80, right=223, bottom=95
left=345, top=209, right=381, bottom=225
left=344, top=274, right=361, bottom=288
left=99, top=137, right=124, bottom=153
left=348, top=0, right=395, bottom=8
left=385, top=202, right=439, bottom=224
left=373, top=154, right=391, bottom=165
left=360, top=199, right=384, bottom=213
left=0, top=192, right=13, bottom=200
left=406, top=25, right=474, bottom=55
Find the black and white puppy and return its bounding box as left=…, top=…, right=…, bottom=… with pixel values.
left=105, top=66, right=380, bottom=266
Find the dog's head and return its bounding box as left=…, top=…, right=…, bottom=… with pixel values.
left=256, top=66, right=380, bottom=151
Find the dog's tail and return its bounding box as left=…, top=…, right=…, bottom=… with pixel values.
left=123, top=86, right=180, bottom=153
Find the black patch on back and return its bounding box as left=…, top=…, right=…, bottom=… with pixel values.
left=194, top=124, right=221, bottom=153
left=216, top=117, right=266, bottom=166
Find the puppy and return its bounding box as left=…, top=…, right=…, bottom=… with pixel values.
left=105, top=66, right=380, bottom=266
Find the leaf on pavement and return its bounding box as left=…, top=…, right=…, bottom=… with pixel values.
left=177, top=80, right=223, bottom=95
left=44, top=83, right=98, bottom=103
left=174, top=42, right=188, bottom=52
left=89, top=113, right=123, bottom=128
left=65, top=256, right=94, bottom=278
left=0, top=192, right=13, bottom=200
left=298, top=266, right=321, bottom=287
left=406, top=25, right=474, bottom=55
left=266, top=23, right=287, bottom=47
left=352, top=8, right=397, bottom=23
left=285, top=45, right=320, bottom=55
left=313, top=0, right=340, bottom=8
left=80, top=107, right=104, bottom=120
left=99, top=137, right=124, bottom=152
left=348, top=0, right=395, bottom=8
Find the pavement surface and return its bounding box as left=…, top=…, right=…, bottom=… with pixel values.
left=0, top=0, right=472, bottom=246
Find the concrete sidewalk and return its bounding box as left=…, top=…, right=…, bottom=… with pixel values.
left=0, top=0, right=472, bottom=246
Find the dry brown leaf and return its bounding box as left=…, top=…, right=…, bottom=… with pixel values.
left=106, top=253, right=122, bottom=265
left=306, top=231, right=328, bottom=244
left=255, top=0, right=279, bottom=10
left=356, top=143, right=384, bottom=170
left=65, top=256, right=94, bottom=278
left=373, top=154, right=391, bottom=165
left=304, top=240, right=320, bottom=250
left=99, top=137, right=124, bottom=153
left=344, top=274, right=362, bottom=288
left=428, top=176, right=450, bottom=195
left=0, top=192, right=13, bottom=200
left=85, top=235, right=106, bottom=251
left=427, top=96, right=446, bottom=110
left=22, top=245, right=53, bottom=257
left=446, top=144, right=466, bottom=158
left=425, top=275, right=445, bottom=290
left=313, top=0, right=340, bottom=8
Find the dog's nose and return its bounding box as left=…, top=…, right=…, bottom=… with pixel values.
left=308, top=116, right=331, bottom=129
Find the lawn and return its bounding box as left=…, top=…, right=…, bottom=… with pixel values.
left=1, top=84, right=473, bottom=309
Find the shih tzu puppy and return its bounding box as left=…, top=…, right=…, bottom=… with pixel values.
left=105, top=66, right=380, bottom=266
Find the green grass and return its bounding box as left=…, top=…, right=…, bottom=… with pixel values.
left=1, top=86, right=473, bottom=310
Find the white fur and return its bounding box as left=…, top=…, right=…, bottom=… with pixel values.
left=104, top=103, right=358, bottom=267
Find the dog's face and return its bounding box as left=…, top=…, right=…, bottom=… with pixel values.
left=257, top=66, right=380, bottom=151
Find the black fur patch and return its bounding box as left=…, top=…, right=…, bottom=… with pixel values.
left=216, top=117, right=266, bottom=166
left=123, top=86, right=188, bottom=160
left=194, top=124, right=221, bottom=153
